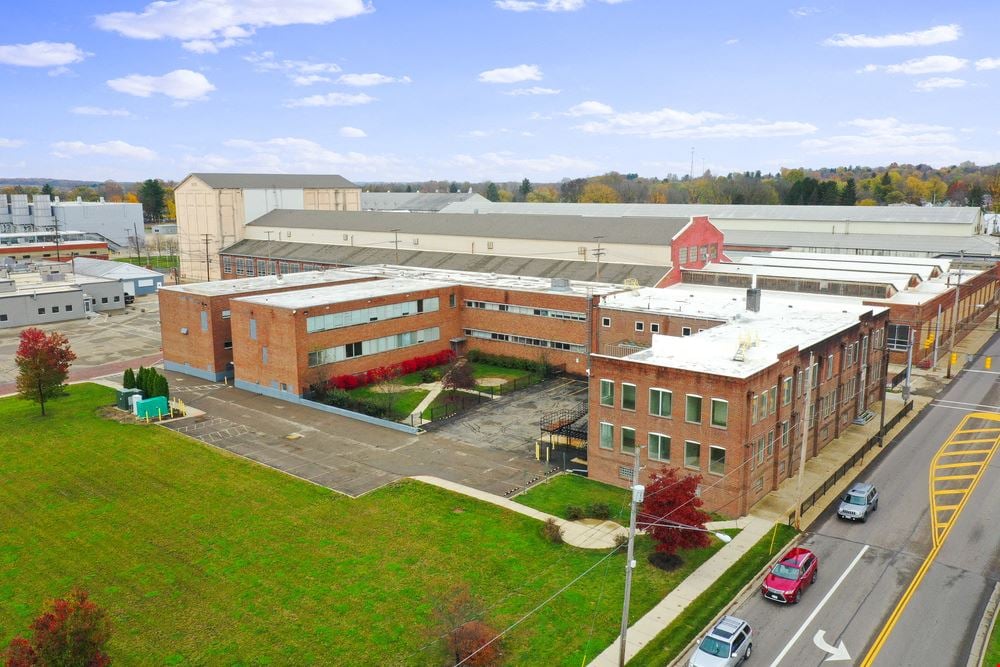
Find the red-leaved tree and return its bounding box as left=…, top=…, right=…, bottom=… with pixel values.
left=15, top=328, right=76, bottom=416
left=4, top=588, right=111, bottom=666
left=639, top=468, right=712, bottom=556
left=434, top=585, right=502, bottom=667
left=442, top=359, right=475, bottom=393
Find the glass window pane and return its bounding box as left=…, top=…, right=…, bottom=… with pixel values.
left=600, top=422, right=613, bottom=450
left=622, top=383, right=636, bottom=411
left=709, top=447, right=726, bottom=475
left=685, top=441, right=700, bottom=468
left=649, top=433, right=670, bottom=462
left=686, top=395, right=702, bottom=423
left=711, top=399, right=728, bottom=428
left=600, top=379, right=614, bottom=406
left=622, top=427, right=636, bottom=454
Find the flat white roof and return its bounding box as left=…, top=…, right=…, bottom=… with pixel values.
left=340, top=264, right=623, bottom=296
left=740, top=255, right=937, bottom=281
left=603, top=284, right=887, bottom=378
left=770, top=250, right=951, bottom=272
left=234, top=277, right=456, bottom=309
left=694, top=262, right=912, bottom=292
left=160, top=269, right=362, bottom=297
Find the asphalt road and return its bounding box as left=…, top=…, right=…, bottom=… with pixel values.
left=686, top=333, right=1000, bottom=667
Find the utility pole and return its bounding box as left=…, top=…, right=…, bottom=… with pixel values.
left=202, top=233, right=212, bottom=281
left=53, top=213, right=61, bottom=262
left=593, top=236, right=606, bottom=282
left=132, top=221, right=142, bottom=264
left=264, top=230, right=274, bottom=276
left=946, top=252, right=964, bottom=379
left=689, top=147, right=694, bottom=181
left=391, top=228, right=400, bottom=264
left=794, top=351, right=814, bottom=530
left=903, top=328, right=913, bottom=403
left=618, top=444, right=642, bottom=667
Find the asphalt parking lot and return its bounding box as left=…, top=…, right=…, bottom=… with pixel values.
left=163, top=372, right=554, bottom=497
left=0, top=294, right=163, bottom=386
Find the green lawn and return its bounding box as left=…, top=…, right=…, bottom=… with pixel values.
left=628, top=523, right=799, bottom=666
left=469, top=362, right=535, bottom=382
left=0, top=384, right=732, bottom=665
left=983, top=612, right=1000, bottom=666
left=515, top=474, right=632, bottom=524
left=114, top=255, right=178, bottom=269
left=346, top=386, right=429, bottom=419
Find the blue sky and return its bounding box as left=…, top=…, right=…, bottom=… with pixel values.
left=2, top=0, right=998, bottom=182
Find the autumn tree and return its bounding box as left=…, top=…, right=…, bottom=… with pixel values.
left=3, top=588, right=111, bottom=667
left=15, top=328, right=76, bottom=416
left=526, top=186, right=558, bottom=203
left=639, top=468, right=712, bottom=558
left=579, top=182, right=620, bottom=203
left=442, top=359, right=475, bottom=393
left=434, top=585, right=501, bottom=667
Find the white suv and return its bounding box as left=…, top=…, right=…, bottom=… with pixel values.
left=837, top=482, right=879, bottom=522
left=689, top=615, right=753, bottom=667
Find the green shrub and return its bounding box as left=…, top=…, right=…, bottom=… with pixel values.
left=420, top=368, right=441, bottom=383
left=466, top=349, right=545, bottom=374
left=587, top=502, right=611, bottom=520
left=565, top=505, right=584, bottom=521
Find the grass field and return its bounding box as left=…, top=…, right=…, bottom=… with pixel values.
left=346, top=385, right=429, bottom=419
left=0, top=384, right=731, bottom=665
left=113, top=255, right=178, bottom=270
left=515, top=474, right=632, bottom=524
left=983, top=614, right=1000, bottom=666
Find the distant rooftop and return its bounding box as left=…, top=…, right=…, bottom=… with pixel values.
left=234, top=277, right=456, bottom=310
left=361, top=192, right=488, bottom=212
left=160, top=269, right=364, bottom=297
left=723, top=229, right=996, bottom=257
left=187, top=173, right=358, bottom=190
left=691, top=261, right=915, bottom=293
left=71, top=257, right=163, bottom=279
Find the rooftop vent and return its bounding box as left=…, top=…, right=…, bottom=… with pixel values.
left=746, top=287, right=761, bottom=313
left=550, top=277, right=571, bottom=291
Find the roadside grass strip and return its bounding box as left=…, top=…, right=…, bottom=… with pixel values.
left=860, top=411, right=1000, bottom=667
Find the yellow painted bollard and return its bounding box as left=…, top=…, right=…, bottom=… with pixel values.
left=535, top=442, right=539, bottom=460
left=951, top=352, right=958, bottom=365
left=158, top=408, right=163, bottom=421
left=987, top=356, right=992, bottom=370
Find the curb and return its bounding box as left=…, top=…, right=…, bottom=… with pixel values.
left=667, top=527, right=801, bottom=667
left=967, top=582, right=1000, bottom=667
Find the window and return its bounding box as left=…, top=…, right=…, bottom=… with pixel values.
left=781, top=421, right=790, bottom=448
left=101, top=297, right=108, bottom=304
left=600, top=379, right=614, bottom=407
left=650, top=323, right=660, bottom=333
left=601, top=316, right=611, bottom=328
left=766, top=430, right=775, bottom=457
left=621, top=383, right=636, bottom=411
left=619, top=466, right=635, bottom=481
left=0, top=314, right=6, bottom=322
left=223, top=256, right=232, bottom=274
left=710, top=399, right=728, bottom=428
left=65, top=305, right=72, bottom=312
left=681, top=326, right=692, bottom=336
left=679, top=247, right=688, bottom=264
left=769, top=386, right=777, bottom=414
left=648, top=433, right=670, bottom=461
left=684, top=440, right=700, bottom=468
left=686, top=394, right=702, bottom=423
left=345, top=341, right=363, bottom=358
left=52, top=306, right=59, bottom=313
left=221, top=310, right=231, bottom=319
left=449, top=293, right=456, bottom=308
left=622, top=427, right=636, bottom=454
left=757, top=436, right=766, bottom=464
left=709, top=446, right=726, bottom=475
left=113, top=296, right=120, bottom=302
left=37, top=307, right=45, bottom=314
left=249, top=318, right=257, bottom=340
left=649, top=388, right=672, bottom=417
left=635, top=321, right=644, bottom=332
left=782, top=377, right=792, bottom=405
left=261, top=346, right=268, bottom=364
left=200, top=311, right=209, bottom=332
left=599, top=422, right=614, bottom=450
left=811, top=362, right=819, bottom=387
left=827, top=354, right=834, bottom=379
left=223, top=341, right=233, bottom=350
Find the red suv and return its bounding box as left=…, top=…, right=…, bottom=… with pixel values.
left=761, top=547, right=818, bottom=604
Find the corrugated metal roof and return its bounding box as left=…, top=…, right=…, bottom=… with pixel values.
left=361, top=192, right=488, bottom=211
left=71, top=257, right=164, bottom=280
left=740, top=255, right=937, bottom=281
left=439, top=201, right=981, bottom=226
left=694, top=262, right=912, bottom=292
left=220, top=239, right=670, bottom=286
left=723, top=230, right=998, bottom=255
left=247, top=209, right=691, bottom=245
left=188, top=173, right=358, bottom=189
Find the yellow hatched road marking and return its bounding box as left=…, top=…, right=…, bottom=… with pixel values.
left=860, top=411, right=1000, bottom=667
left=935, top=461, right=985, bottom=469
left=957, top=428, right=1000, bottom=433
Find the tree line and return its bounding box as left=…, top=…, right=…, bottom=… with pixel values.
left=2, top=178, right=177, bottom=223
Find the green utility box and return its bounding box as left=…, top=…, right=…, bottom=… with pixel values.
left=116, top=388, right=143, bottom=410
left=135, top=396, right=169, bottom=420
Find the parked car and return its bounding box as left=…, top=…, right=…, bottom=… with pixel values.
left=837, top=482, right=879, bottom=521
left=124, top=294, right=135, bottom=305
left=688, top=615, right=752, bottom=667
left=761, top=547, right=819, bottom=604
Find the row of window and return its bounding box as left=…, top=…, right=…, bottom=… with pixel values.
left=307, top=327, right=440, bottom=367
left=227, top=256, right=331, bottom=277
left=464, top=328, right=586, bottom=353
left=306, top=298, right=440, bottom=333
left=5, top=250, right=101, bottom=259
left=464, top=300, right=586, bottom=321
left=678, top=244, right=718, bottom=265
left=599, top=380, right=729, bottom=428
left=598, top=423, right=727, bottom=474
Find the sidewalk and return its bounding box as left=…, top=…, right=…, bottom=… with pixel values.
left=412, top=475, right=626, bottom=549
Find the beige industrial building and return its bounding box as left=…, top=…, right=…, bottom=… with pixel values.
left=175, top=173, right=361, bottom=281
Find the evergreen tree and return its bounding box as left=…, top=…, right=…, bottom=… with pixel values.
left=123, top=368, right=136, bottom=389
left=138, top=178, right=167, bottom=224
left=485, top=182, right=500, bottom=202
left=519, top=178, right=532, bottom=199
left=840, top=178, right=857, bottom=205
left=40, top=183, right=55, bottom=197
left=137, top=366, right=148, bottom=395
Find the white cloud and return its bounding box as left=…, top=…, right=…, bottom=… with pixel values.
left=200, top=137, right=400, bottom=175
left=0, top=41, right=91, bottom=67
left=107, top=69, right=216, bottom=101
left=790, top=7, right=821, bottom=17
left=245, top=51, right=344, bottom=85
left=478, top=64, right=542, bottom=84
left=800, top=117, right=996, bottom=164
left=71, top=106, right=132, bottom=117
left=862, top=55, right=968, bottom=75
left=824, top=24, right=961, bottom=48
left=495, top=0, right=625, bottom=11
left=339, top=126, right=367, bottom=138
left=95, top=0, right=372, bottom=53
left=0, top=138, right=25, bottom=148
left=975, top=57, right=1000, bottom=71
left=724, top=38, right=740, bottom=46
left=51, top=140, right=157, bottom=160
left=292, top=74, right=332, bottom=86
left=337, top=73, right=411, bottom=86
left=284, top=92, right=376, bottom=108
left=505, top=86, right=561, bottom=96
left=443, top=151, right=598, bottom=179
left=568, top=102, right=817, bottom=139
left=914, top=77, right=967, bottom=92
left=566, top=100, right=614, bottom=116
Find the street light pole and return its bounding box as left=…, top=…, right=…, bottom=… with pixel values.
left=946, top=252, right=964, bottom=379
left=391, top=228, right=400, bottom=264
left=618, top=444, right=642, bottom=667
left=794, top=351, right=814, bottom=530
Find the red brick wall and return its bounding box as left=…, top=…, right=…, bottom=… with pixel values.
left=595, top=306, right=725, bottom=354
left=658, top=216, right=726, bottom=287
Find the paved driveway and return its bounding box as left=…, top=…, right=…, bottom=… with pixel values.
left=163, top=372, right=551, bottom=497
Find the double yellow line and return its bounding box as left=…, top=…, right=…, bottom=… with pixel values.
left=860, top=412, right=1000, bottom=666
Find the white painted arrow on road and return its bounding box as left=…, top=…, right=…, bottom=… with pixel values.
left=813, top=629, right=851, bottom=662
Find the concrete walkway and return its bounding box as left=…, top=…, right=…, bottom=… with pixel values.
left=408, top=383, right=443, bottom=424
left=589, top=516, right=775, bottom=666
left=413, top=475, right=626, bottom=549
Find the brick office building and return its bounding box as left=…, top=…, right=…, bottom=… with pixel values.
left=158, top=270, right=377, bottom=381
left=588, top=284, right=889, bottom=517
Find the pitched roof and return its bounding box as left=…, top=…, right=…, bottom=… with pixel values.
left=361, top=192, right=488, bottom=212
left=70, top=257, right=164, bottom=280
left=220, top=239, right=670, bottom=286
left=247, top=209, right=691, bottom=245
left=188, top=173, right=358, bottom=190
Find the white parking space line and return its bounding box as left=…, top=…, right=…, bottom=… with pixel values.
left=768, top=544, right=870, bottom=667
left=933, top=398, right=1000, bottom=411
